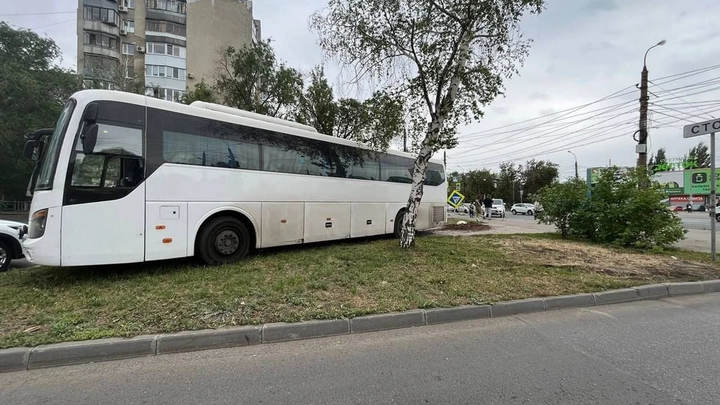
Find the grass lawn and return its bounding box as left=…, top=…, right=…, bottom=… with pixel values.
left=1, top=232, right=718, bottom=349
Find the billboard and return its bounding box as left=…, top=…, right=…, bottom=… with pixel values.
left=652, top=171, right=684, bottom=195
left=684, top=168, right=720, bottom=195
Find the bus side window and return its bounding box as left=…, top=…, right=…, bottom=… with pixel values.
left=70, top=123, right=143, bottom=188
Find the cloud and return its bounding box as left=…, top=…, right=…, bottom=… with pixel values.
left=583, top=0, right=619, bottom=12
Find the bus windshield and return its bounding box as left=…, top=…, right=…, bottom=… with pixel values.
left=35, top=100, right=75, bottom=190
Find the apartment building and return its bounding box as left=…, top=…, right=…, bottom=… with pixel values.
left=77, top=0, right=261, bottom=102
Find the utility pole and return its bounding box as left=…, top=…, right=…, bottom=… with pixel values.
left=443, top=150, right=446, bottom=168
left=637, top=66, right=649, bottom=169
left=637, top=40, right=666, bottom=180
left=568, top=150, right=578, bottom=180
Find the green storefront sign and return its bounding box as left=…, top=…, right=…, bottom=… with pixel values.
left=684, top=169, right=720, bottom=195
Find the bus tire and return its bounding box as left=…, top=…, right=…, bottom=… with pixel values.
left=0, top=239, right=10, bottom=272
left=197, top=216, right=250, bottom=265
left=393, top=210, right=406, bottom=239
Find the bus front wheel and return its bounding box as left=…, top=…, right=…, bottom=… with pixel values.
left=197, top=216, right=250, bottom=265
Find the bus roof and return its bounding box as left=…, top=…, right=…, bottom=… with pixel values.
left=70, top=89, right=444, bottom=166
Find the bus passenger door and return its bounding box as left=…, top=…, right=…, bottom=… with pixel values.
left=61, top=102, right=146, bottom=266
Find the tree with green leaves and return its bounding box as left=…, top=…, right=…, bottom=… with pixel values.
left=495, top=162, right=521, bottom=204
left=655, top=148, right=667, bottom=165
left=296, top=66, right=337, bottom=135
left=455, top=169, right=496, bottom=204
left=688, top=142, right=710, bottom=168
left=312, top=0, right=544, bottom=247
left=183, top=80, right=216, bottom=104
left=520, top=159, right=558, bottom=200
left=297, top=67, right=405, bottom=150
left=216, top=40, right=303, bottom=119
left=535, top=179, right=585, bottom=238
left=0, top=22, right=80, bottom=200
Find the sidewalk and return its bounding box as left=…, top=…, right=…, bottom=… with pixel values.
left=675, top=228, right=720, bottom=253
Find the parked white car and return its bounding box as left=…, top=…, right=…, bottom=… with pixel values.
left=491, top=199, right=506, bottom=218
left=0, top=219, right=26, bottom=272
left=510, top=203, right=536, bottom=216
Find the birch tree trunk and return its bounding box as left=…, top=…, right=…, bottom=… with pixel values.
left=399, top=36, right=472, bottom=248
left=399, top=120, right=442, bottom=248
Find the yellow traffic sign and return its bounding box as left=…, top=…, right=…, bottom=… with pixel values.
left=447, top=190, right=465, bottom=208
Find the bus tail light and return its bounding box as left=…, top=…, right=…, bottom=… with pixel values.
left=28, top=209, right=48, bottom=238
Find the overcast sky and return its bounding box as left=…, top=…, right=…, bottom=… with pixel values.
left=4, top=0, right=720, bottom=179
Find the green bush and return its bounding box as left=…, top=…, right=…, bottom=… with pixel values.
left=536, top=169, right=685, bottom=248
left=535, top=179, right=586, bottom=238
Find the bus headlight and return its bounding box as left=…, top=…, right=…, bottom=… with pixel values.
left=28, top=209, right=48, bottom=238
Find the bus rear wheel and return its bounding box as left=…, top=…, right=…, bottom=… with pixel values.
left=197, top=216, right=250, bottom=265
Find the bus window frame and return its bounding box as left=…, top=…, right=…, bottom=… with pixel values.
left=34, top=99, right=77, bottom=192
left=63, top=101, right=146, bottom=206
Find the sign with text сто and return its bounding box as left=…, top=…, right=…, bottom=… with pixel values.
left=683, top=118, right=720, bottom=138
left=682, top=119, right=719, bottom=261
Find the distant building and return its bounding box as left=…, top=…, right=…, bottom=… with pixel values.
left=77, top=0, right=261, bottom=102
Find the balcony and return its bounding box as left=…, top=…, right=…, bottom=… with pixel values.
left=83, top=44, right=121, bottom=60
left=146, top=9, right=186, bottom=25
left=82, top=20, right=120, bottom=37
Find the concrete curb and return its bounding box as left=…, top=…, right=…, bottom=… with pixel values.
left=2, top=280, right=719, bottom=372
left=263, top=319, right=349, bottom=343
left=157, top=326, right=261, bottom=354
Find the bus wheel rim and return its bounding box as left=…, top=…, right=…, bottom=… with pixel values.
left=215, top=230, right=240, bottom=255
left=0, top=246, right=7, bottom=266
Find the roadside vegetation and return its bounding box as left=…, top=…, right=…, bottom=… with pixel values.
left=1, top=233, right=716, bottom=349
left=536, top=168, right=685, bottom=247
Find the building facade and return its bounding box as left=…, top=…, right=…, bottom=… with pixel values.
left=77, top=0, right=261, bottom=102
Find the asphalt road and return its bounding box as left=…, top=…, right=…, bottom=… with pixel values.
left=678, top=211, right=719, bottom=231
left=2, top=294, right=719, bottom=404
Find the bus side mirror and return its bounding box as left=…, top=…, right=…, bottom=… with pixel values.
left=23, top=141, right=37, bottom=160
left=81, top=124, right=99, bottom=154
left=82, top=102, right=99, bottom=123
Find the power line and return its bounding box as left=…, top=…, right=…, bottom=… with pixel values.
left=652, top=64, right=720, bottom=84
left=0, top=10, right=75, bottom=17
left=454, top=103, right=720, bottom=169
left=650, top=103, right=717, bottom=121
left=449, top=64, right=720, bottom=170
left=29, top=18, right=76, bottom=31
left=455, top=85, right=638, bottom=140
left=458, top=98, right=638, bottom=146
left=454, top=106, right=639, bottom=158
left=451, top=120, right=636, bottom=165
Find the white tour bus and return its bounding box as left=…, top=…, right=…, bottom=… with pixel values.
left=21, top=90, right=447, bottom=266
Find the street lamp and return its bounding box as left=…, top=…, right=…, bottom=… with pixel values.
left=568, top=150, right=578, bottom=180
left=643, top=40, right=666, bottom=68
left=637, top=40, right=666, bottom=174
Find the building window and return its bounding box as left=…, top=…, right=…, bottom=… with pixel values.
left=144, top=87, right=185, bottom=102
left=84, top=32, right=120, bottom=51
left=83, top=6, right=119, bottom=26
left=146, top=42, right=185, bottom=57
left=125, top=62, right=135, bottom=78
left=145, top=64, right=186, bottom=80
left=123, top=20, right=135, bottom=33
left=146, top=0, right=186, bottom=14
left=145, top=20, right=186, bottom=36
left=124, top=0, right=136, bottom=8
left=122, top=43, right=135, bottom=55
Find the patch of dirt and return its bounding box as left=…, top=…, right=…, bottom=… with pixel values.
left=497, top=238, right=717, bottom=278
left=443, top=223, right=491, bottom=231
